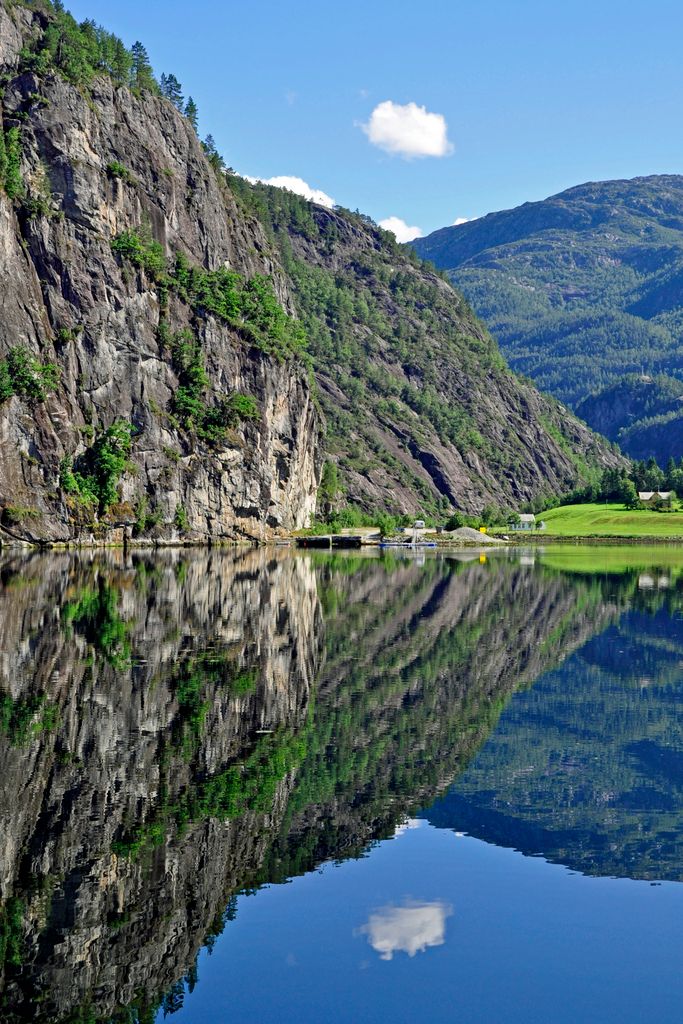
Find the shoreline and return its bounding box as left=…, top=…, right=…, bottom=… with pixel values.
left=2, top=533, right=683, bottom=552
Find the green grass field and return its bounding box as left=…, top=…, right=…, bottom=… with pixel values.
left=537, top=503, right=683, bottom=539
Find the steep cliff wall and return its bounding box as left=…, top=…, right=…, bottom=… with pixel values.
left=0, top=3, right=322, bottom=544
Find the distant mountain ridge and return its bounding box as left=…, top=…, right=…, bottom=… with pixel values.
left=412, top=174, right=683, bottom=462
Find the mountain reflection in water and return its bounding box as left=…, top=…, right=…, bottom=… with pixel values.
left=0, top=547, right=680, bottom=1021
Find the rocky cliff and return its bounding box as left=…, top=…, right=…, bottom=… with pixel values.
left=0, top=2, right=322, bottom=545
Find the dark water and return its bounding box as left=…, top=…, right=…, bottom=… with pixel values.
left=0, top=546, right=682, bottom=1022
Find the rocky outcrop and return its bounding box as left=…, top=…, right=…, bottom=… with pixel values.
left=0, top=4, right=322, bottom=544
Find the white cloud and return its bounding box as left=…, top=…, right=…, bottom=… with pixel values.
left=359, top=900, right=452, bottom=961
left=244, top=174, right=335, bottom=209
left=379, top=216, right=422, bottom=243
left=361, top=101, right=453, bottom=159
left=453, top=217, right=470, bottom=226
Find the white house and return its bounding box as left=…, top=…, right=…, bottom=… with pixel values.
left=638, top=490, right=675, bottom=506
left=509, top=513, right=536, bottom=531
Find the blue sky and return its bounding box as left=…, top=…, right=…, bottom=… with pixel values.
left=66, top=0, right=683, bottom=239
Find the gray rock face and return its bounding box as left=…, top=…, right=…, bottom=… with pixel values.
left=0, top=6, right=322, bottom=543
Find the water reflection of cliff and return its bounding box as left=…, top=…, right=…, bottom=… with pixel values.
left=0, top=551, right=665, bottom=1021
left=253, top=556, right=617, bottom=885
left=426, top=578, right=683, bottom=881
left=0, top=550, right=320, bottom=1022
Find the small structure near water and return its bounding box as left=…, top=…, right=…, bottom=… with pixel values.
left=638, top=490, right=675, bottom=507
left=296, top=535, right=362, bottom=549
left=509, top=513, right=536, bottom=531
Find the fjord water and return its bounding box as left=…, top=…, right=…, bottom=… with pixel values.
left=0, top=549, right=682, bottom=1022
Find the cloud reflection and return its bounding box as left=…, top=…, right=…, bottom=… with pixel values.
left=360, top=900, right=452, bottom=961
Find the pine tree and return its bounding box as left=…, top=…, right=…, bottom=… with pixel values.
left=111, top=37, right=133, bottom=85
left=130, top=41, right=157, bottom=93
left=202, top=135, right=224, bottom=171
left=184, top=97, right=198, bottom=132
left=160, top=73, right=183, bottom=111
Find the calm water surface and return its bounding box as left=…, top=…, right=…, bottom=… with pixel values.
left=0, top=546, right=682, bottom=1022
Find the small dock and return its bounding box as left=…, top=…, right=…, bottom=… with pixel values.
left=295, top=535, right=363, bottom=549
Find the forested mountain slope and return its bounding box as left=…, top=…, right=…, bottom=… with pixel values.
left=0, top=1, right=621, bottom=542
left=576, top=375, right=683, bottom=463
left=413, top=176, right=683, bottom=462
left=227, top=179, right=621, bottom=516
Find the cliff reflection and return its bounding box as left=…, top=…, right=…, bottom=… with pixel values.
left=0, top=550, right=678, bottom=1021
left=0, top=549, right=319, bottom=1023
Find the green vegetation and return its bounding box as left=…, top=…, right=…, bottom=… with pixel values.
left=106, top=160, right=134, bottom=183
left=301, top=507, right=414, bottom=536
left=173, top=503, right=188, bottom=532
left=0, top=897, right=25, bottom=970
left=222, top=175, right=610, bottom=518
left=413, top=175, right=683, bottom=462
left=226, top=183, right=483, bottom=514
left=60, top=420, right=133, bottom=514
left=577, top=375, right=683, bottom=463
left=540, top=503, right=683, bottom=538
left=1, top=504, right=40, bottom=527
left=112, top=231, right=306, bottom=360
left=539, top=545, right=683, bottom=575
left=439, top=595, right=683, bottom=879
left=110, top=230, right=166, bottom=275
left=167, top=328, right=260, bottom=444
left=516, top=458, right=683, bottom=519
left=317, top=460, right=339, bottom=516
left=0, top=125, right=23, bottom=199
left=159, top=73, right=183, bottom=109
left=112, top=725, right=307, bottom=858
left=0, top=346, right=59, bottom=403
left=133, top=495, right=162, bottom=536
left=184, top=97, right=198, bottom=132
left=18, top=2, right=153, bottom=92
